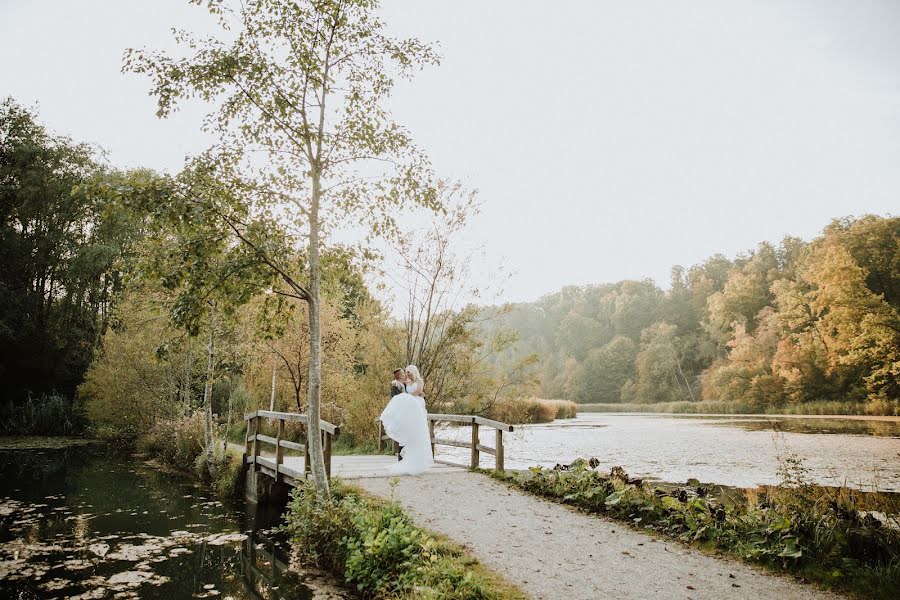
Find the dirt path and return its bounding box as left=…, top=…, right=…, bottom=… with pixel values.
left=354, top=471, right=843, bottom=600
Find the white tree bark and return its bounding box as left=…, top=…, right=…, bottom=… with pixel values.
left=203, top=301, right=217, bottom=478
left=306, top=171, right=329, bottom=497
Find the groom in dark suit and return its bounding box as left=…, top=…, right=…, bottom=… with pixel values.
left=390, top=368, right=406, bottom=460
left=390, top=368, right=406, bottom=397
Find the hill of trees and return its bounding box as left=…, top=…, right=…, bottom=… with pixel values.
left=491, top=216, right=899, bottom=414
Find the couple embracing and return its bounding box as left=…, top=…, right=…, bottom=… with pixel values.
left=380, top=365, right=434, bottom=475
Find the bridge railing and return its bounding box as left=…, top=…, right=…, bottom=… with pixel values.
left=244, top=410, right=340, bottom=482
left=378, top=413, right=514, bottom=471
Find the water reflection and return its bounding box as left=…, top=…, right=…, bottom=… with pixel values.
left=0, top=445, right=343, bottom=599
left=432, top=413, right=900, bottom=491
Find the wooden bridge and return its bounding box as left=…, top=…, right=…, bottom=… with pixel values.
left=243, top=409, right=514, bottom=500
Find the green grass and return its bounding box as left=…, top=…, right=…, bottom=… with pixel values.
left=282, top=479, right=527, bottom=600
left=577, top=399, right=900, bottom=417
left=491, top=461, right=900, bottom=599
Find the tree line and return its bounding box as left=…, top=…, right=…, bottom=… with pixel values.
left=491, top=216, right=899, bottom=414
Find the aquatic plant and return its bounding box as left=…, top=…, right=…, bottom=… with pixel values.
left=492, top=460, right=900, bottom=599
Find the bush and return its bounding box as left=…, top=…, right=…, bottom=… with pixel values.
left=138, top=412, right=206, bottom=471
left=283, top=480, right=525, bottom=599
left=494, top=461, right=900, bottom=599
left=489, top=397, right=577, bottom=424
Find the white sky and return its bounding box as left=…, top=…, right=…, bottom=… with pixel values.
left=2, top=0, right=898, bottom=303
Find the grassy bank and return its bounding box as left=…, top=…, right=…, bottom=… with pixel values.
left=491, top=461, right=900, bottom=599
left=137, top=412, right=245, bottom=499
left=577, top=399, right=900, bottom=417
left=487, top=397, right=578, bottom=424
left=282, top=479, right=526, bottom=600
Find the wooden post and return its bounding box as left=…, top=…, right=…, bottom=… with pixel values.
left=324, top=431, right=332, bottom=479
left=377, top=420, right=384, bottom=452
left=275, top=418, right=285, bottom=482
left=251, top=416, right=260, bottom=468
left=244, top=413, right=252, bottom=457
left=428, top=418, right=436, bottom=457
left=495, top=428, right=504, bottom=472
left=303, top=425, right=310, bottom=476
left=470, top=420, right=480, bottom=469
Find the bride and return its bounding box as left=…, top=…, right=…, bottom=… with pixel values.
left=379, top=365, right=433, bottom=475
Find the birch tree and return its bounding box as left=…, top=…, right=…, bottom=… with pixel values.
left=125, top=0, right=440, bottom=496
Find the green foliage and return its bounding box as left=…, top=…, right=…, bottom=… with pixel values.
left=0, top=98, right=146, bottom=419
left=138, top=412, right=206, bottom=471
left=137, top=411, right=244, bottom=498
left=283, top=480, right=526, bottom=599
left=494, top=462, right=900, bottom=599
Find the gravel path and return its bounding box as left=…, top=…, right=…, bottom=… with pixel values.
left=355, top=471, right=843, bottom=600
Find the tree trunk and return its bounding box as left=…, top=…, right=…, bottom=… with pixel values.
left=269, top=362, right=276, bottom=411
left=306, top=171, right=330, bottom=497
left=203, top=301, right=217, bottom=478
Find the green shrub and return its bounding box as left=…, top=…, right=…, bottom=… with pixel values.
left=138, top=412, right=206, bottom=471
left=493, top=462, right=900, bottom=599
left=283, top=480, right=525, bottom=599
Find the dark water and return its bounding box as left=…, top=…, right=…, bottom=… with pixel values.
left=0, top=444, right=347, bottom=599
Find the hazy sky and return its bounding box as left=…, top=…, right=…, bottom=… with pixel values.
left=2, top=1, right=898, bottom=303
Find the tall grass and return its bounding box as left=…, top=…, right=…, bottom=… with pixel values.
left=577, top=399, right=900, bottom=417
left=0, top=392, right=84, bottom=436
left=489, top=397, right=577, bottom=424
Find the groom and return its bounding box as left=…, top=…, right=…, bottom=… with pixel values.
left=389, top=368, right=407, bottom=460
left=390, top=368, right=407, bottom=397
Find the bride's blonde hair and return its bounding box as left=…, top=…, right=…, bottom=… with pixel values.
left=406, top=365, right=423, bottom=386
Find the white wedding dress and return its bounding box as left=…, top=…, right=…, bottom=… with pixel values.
left=379, top=381, right=433, bottom=475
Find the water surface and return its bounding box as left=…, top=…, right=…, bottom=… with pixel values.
left=0, top=444, right=347, bottom=599
left=434, top=414, right=900, bottom=491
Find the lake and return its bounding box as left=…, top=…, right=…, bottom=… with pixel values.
left=0, top=443, right=348, bottom=599
left=434, top=413, right=900, bottom=492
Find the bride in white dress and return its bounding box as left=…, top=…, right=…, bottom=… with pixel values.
left=379, top=365, right=433, bottom=475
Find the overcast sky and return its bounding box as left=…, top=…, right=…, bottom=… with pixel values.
left=2, top=0, right=898, bottom=303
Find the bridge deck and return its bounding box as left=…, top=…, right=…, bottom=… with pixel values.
left=233, top=443, right=466, bottom=480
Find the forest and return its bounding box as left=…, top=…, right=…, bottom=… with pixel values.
left=492, top=215, right=899, bottom=414
left=2, top=96, right=898, bottom=448
left=0, top=98, right=528, bottom=443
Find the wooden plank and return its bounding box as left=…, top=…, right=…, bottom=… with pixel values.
left=428, top=419, right=435, bottom=456
left=277, top=462, right=305, bottom=481
left=432, top=437, right=471, bottom=449
left=245, top=410, right=340, bottom=434
left=434, top=458, right=467, bottom=468
left=470, top=422, right=480, bottom=468
left=251, top=417, right=260, bottom=465
left=475, top=443, right=496, bottom=456
left=255, top=434, right=277, bottom=446
left=275, top=419, right=285, bottom=483
left=324, top=431, right=332, bottom=479
left=473, top=416, right=515, bottom=432
left=279, top=439, right=305, bottom=452
left=428, top=413, right=476, bottom=424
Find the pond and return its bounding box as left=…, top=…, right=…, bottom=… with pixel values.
left=0, top=443, right=349, bottom=599
left=433, top=413, right=900, bottom=492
